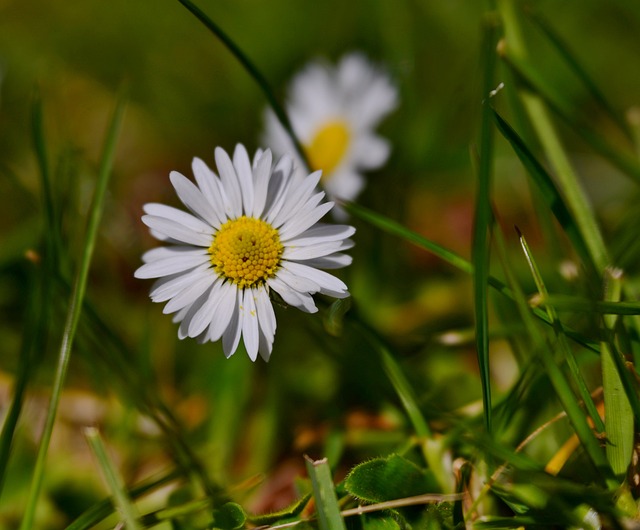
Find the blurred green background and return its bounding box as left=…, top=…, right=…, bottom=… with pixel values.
left=1, top=0, right=640, bottom=525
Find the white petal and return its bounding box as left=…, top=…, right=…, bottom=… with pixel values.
left=255, top=286, right=276, bottom=339
left=208, top=282, right=238, bottom=341
left=186, top=279, right=225, bottom=337
left=141, top=246, right=206, bottom=264
left=142, top=215, right=213, bottom=247
left=162, top=272, right=215, bottom=314
left=232, top=144, right=254, bottom=215
left=270, top=170, right=322, bottom=228
left=222, top=289, right=243, bottom=357
left=135, top=252, right=210, bottom=279
left=241, top=289, right=259, bottom=361
left=277, top=266, right=321, bottom=294
left=215, top=147, right=242, bottom=218
left=283, top=240, right=352, bottom=261
left=286, top=224, right=355, bottom=246
left=351, top=134, right=391, bottom=170
left=282, top=261, right=349, bottom=298
left=297, top=253, right=353, bottom=269
left=191, top=157, right=229, bottom=223
left=170, top=171, right=220, bottom=227
left=268, top=277, right=318, bottom=313
left=150, top=265, right=211, bottom=302
left=178, top=290, right=210, bottom=339
left=277, top=202, right=334, bottom=241
left=251, top=149, right=272, bottom=218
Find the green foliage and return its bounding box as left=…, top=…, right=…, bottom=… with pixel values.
left=344, top=454, right=437, bottom=504
left=1, top=0, right=640, bottom=528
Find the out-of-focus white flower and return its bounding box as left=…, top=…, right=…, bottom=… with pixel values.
left=135, top=144, right=354, bottom=361
left=263, top=52, right=397, bottom=203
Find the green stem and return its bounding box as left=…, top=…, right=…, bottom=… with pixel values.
left=175, top=0, right=309, bottom=169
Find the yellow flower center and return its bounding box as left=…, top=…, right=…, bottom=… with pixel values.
left=306, top=120, right=350, bottom=176
left=209, top=216, right=283, bottom=288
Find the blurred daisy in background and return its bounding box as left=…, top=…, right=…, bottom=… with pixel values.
left=135, top=144, right=354, bottom=362
left=263, top=52, right=398, bottom=205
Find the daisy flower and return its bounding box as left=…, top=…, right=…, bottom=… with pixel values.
left=134, top=144, right=354, bottom=362
left=263, top=52, right=397, bottom=203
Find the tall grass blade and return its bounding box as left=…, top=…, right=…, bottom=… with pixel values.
left=84, top=427, right=142, bottom=530
left=527, top=11, right=634, bottom=141
left=500, top=53, right=640, bottom=184
left=601, top=269, right=633, bottom=480
left=175, top=0, right=309, bottom=168
left=472, top=16, right=499, bottom=433
left=499, top=1, right=610, bottom=273
left=518, top=229, right=604, bottom=433
left=20, top=94, right=126, bottom=530
left=345, top=201, right=598, bottom=353
left=304, top=456, right=346, bottom=530
left=492, top=110, right=595, bottom=272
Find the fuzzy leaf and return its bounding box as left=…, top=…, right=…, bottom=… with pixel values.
left=344, top=454, right=436, bottom=504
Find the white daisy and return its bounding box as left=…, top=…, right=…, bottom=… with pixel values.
left=134, top=144, right=354, bottom=362
left=263, top=52, right=398, bottom=203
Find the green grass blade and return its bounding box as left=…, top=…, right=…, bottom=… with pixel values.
left=84, top=427, right=142, bottom=530
left=472, top=16, right=499, bottom=433
left=499, top=1, right=610, bottom=273
left=492, top=110, right=594, bottom=272
left=492, top=235, right=617, bottom=489
left=66, top=469, right=181, bottom=530
left=20, top=94, right=126, bottom=530
left=305, top=456, right=346, bottom=530
left=175, top=0, right=309, bottom=169
left=500, top=53, right=640, bottom=185
left=601, top=268, right=633, bottom=481
left=344, top=201, right=599, bottom=354
left=518, top=229, right=604, bottom=433
left=344, top=202, right=472, bottom=273
left=527, top=11, right=634, bottom=141
left=541, top=296, right=640, bottom=316
left=349, top=316, right=458, bottom=492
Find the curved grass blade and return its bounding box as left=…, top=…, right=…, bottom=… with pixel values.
left=492, top=236, right=617, bottom=490
left=84, top=427, right=142, bottom=530
left=305, top=456, right=346, bottom=530
left=527, top=11, right=634, bottom=142
left=20, top=94, right=126, bottom=530
left=542, top=296, right=640, bottom=316
left=472, top=16, right=500, bottom=433
left=499, top=2, right=610, bottom=273
left=66, top=469, right=181, bottom=530
left=344, top=201, right=599, bottom=354
left=175, top=0, right=309, bottom=169
left=492, top=110, right=595, bottom=273
left=518, top=229, right=604, bottom=434
left=500, top=53, right=640, bottom=185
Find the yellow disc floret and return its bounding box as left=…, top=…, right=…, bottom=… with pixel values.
left=209, top=216, right=283, bottom=288
left=306, top=120, right=350, bottom=176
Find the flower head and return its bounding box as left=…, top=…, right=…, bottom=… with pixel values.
left=135, top=144, right=354, bottom=361
left=263, top=52, right=397, bottom=204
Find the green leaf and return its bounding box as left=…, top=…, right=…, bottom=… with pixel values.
left=344, top=454, right=437, bottom=504
left=212, top=502, right=247, bottom=530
